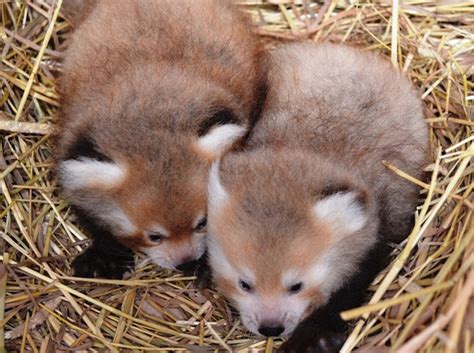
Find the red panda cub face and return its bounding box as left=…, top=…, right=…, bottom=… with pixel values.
left=206, top=152, right=378, bottom=337
left=58, top=125, right=246, bottom=270
left=113, top=155, right=209, bottom=269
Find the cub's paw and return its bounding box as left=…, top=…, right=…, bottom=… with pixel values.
left=72, top=246, right=134, bottom=279
left=280, top=330, right=345, bottom=353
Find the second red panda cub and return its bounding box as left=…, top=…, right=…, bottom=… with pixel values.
left=56, top=0, right=266, bottom=279
left=207, top=43, right=428, bottom=351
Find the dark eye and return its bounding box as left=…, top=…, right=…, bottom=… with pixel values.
left=239, top=279, right=253, bottom=292
left=289, top=282, right=303, bottom=294
left=148, top=233, right=164, bottom=243
left=195, top=217, right=207, bottom=231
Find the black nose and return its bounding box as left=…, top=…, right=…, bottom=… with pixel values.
left=176, top=259, right=199, bottom=273
left=258, top=325, right=285, bottom=337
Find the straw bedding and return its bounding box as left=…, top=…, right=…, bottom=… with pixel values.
left=1, top=1, right=472, bottom=352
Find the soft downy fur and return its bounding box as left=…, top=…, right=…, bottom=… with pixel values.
left=55, top=0, right=267, bottom=279
left=207, top=43, right=429, bottom=352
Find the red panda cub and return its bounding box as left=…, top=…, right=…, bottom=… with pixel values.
left=207, top=43, right=428, bottom=351
left=56, top=0, right=266, bottom=279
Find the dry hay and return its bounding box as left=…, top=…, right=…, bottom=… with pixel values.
left=1, top=0, right=473, bottom=352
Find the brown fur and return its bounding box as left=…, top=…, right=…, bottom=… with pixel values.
left=56, top=0, right=266, bottom=272
left=212, top=151, right=379, bottom=297
left=57, top=0, right=265, bottom=146
left=246, top=43, right=429, bottom=242
left=207, top=43, right=429, bottom=337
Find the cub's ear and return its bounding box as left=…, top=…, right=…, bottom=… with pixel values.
left=208, top=162, right=229, bottom=213
left=58, top=158, right=126, bottom=190
left=313, top=189, right=368, bottom=236
left=196, top=109, right=246, bottom=159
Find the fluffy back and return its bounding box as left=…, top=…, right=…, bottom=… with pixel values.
left=249, top=42, right=429, bottom=241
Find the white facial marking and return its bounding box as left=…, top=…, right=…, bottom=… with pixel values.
left=59, top=158, right=126, bottom=190
left=142, top=231, right=206, bottom=269
left=101, top=206, right=137, bottom=235
left=141, top=246, right=174, bottom=269
left=208, top=162, right=229, bottom=214
left=197, top=124, right=246, bottom=157
left=194, top=214, right=204, bottom=226
left=207, top=236, right=240, bottom=281
left=241, top=267, right=256, bottom=284
left=283, top=260, right=332, bottom=299
left=236, top=289, right=311, bottom=337
left=191, top=231, right=207, bottom=262
left=306, top=261, right=332, bottom=291
left=146, top=224, right=170, bottom=237
left=207, top=190, right=371, bottom=338
left=193, top=213, right=207, bottom=232
left=209, top=245, right=336, bottom=337
left=313, top=191, right=367, bottom=236
left=207, top=237, right=308, bottom=337
left=282, top=269, right=300, bottom=287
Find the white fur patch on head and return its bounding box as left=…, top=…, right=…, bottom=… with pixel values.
left=313, top=191, right=367, bottom=236
left=197, top=124, right=246, bottom=157
left=208, top=162, right=229, bottom=214
left=59, top=158, right=126, bottom=190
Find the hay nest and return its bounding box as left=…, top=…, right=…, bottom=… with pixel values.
left=1, top=1, right=472, bottom=352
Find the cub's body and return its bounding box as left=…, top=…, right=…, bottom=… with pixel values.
left=207, top=43, right=428, bottom=351
left=56, top=0, right=266, bottom=278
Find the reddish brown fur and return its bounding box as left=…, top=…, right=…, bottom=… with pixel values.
left=213, top=151, right=377, bottom=283
left=207, top=43, right=429, bottom=337
left=245, top=43, right=429, bottom=243
left=56, top=0, right=266, bottom=270
left=57, top=0, right=265, bottom=146
left=214, top=44, right=429, bottom=265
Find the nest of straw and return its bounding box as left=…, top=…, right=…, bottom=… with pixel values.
left=1, top=0, right=472, bottom=352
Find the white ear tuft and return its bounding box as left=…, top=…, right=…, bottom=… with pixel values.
left=313, top=191, right=367, bottom=235
left=58, top=158, right=126, bottom=190
left=208, top=162, right=229, bottom=212
left=197, top=124, right=246, bottom=158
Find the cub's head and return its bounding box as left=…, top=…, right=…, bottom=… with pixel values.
left=206, top=151, right=378, bottom=337
left=57, top=112, right=246, bottom=270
